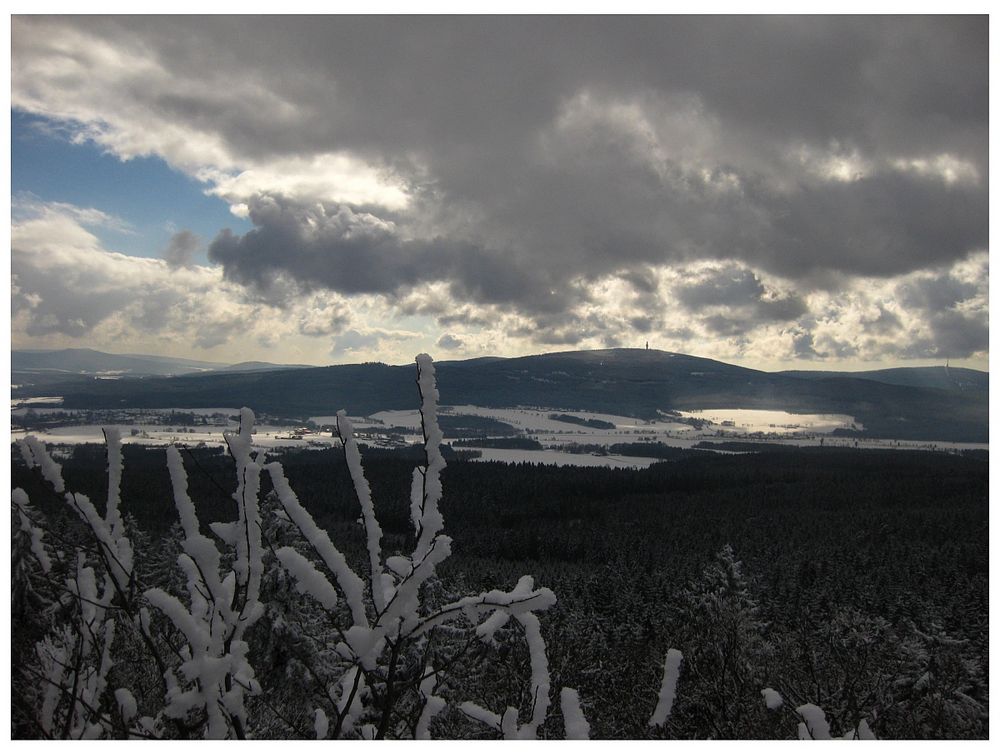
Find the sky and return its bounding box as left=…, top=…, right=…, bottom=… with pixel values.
left=9, top=15, right=989, bottom=370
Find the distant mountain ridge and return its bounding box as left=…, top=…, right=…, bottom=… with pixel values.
left=12, top=348, right=311, bottom=380
left=199, top=361, right=313, bottom=374
left=779, top=366, right=987, bottom=394
left=11, top=347, right=988, bottom=443
left=12, top=348, right=227, bottom=376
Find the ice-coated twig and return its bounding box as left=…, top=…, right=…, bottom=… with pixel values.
left=18, top=430, right=139, bottom=739
left=517, top=611, right=551, bottom=735
left=336, top=410, right=389, bottom=612
left=21, top=435, right=65, bottom=492
left=455, top=582, right=558, bottom=739
left=115, top=688, right=138, bottom=725
left=761, top=687, right=783, bottom=711
left=16, top=436, right=36, bottom=467
left=794, top=702, right=876, bottom=740
left=266, top=462, right=368, bottom=627
left=313, top=708, right=329, bottom=739
left=649, top=648, right=683, bottom=727
left=165, top=447, right=225, bottom=611
left=67, top=491, right=133, bottom=591
left=333, top=665, right=366, bottom=737
left=847, top=719, right=877, bottom=740
left=414, top=576, right=556, bottom=639
left=102, top=428, right=124, bottom=538
left=19, top=433, right=127, bottom=585
left=222, top=408, right=264, bottom=641
left=13, top=487, right=52, bottom=573
left=458, top=701, right=502, bottom=732
left=796, top=703, right=832, bottom=740
left=414, top=667, right=446, bottom=740
left=276, top=547, right=341, bottom=611
left=560, top=687, right=590, bottom=740
left=475, top=610, right=512, bottom=642
left=36, top=631, right=70, bottom=736
left=142, top=419, right=270, bottom=738
left=412, top=353, right=446, bottom=561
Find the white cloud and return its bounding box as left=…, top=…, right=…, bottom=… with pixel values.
left=791, top=143, right=873, bottom=184
left=9, top=17, right=987, bottom=370
left=891, top=154, right=980, bottom=186
left=12, top=19, right=411, bottom=212
left=200, top=154, right=410, bottom=211
left=12, top=193, right=134, bottom=235
left=11, top=202, right=304, bottom=358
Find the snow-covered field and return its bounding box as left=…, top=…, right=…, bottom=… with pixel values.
left=324, top=405, right=860, bottom=437
left=675, top=408, right=860, bottom=434
left=10, top=405, right=240, bottom=416
left=314, top=406, right=674, bottom=434
left=12, top=404, right=986, bottom=466
left=10, top=396, right=65, bottom=409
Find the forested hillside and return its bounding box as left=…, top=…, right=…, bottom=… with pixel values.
left=12, top=432, right=987, bottom=738
left=12, top=349, right=988, bottom=442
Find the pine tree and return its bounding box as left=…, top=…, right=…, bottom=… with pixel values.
left=666, top=545, right=772, bottom=738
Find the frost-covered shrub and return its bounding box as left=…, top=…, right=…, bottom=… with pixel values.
left=260, top=355, right=569, bottom=739
left=13, top=355, right=867, bottom=740
left=663, top=544, right=773, bottom=738
left=9, top=355, right=605, bottom=740
left=884, top=622, right=988, bottom=738
left=12, top=429, right=158, bottom=739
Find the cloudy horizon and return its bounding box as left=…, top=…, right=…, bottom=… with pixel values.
left=11, top=15, right=989, bottom=371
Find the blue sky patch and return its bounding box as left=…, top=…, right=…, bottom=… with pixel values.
left=12, top=110, right=250, bottom=261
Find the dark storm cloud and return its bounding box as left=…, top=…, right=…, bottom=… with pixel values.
left=664, top=327, right=696, bottom=343
left=436, top=333, right=464, bottom=350
left=702, top=314, right=752, bottom=338
left=890, top=264, right=988, bottom=358
left=162, top=230, right=201, bottom=269
left=760, top=172, right=988, bottom=278
left=814, top=334, right=859, bottom=360
left=926, top=310, right=989, bottom=359
left=861, top=305, right=903, bottom=336
left=298, top=309, right=351, bottom=337
left=509, top=310, right=615, bottom=347
left=791, top=331, right=820, bottom=360
left=207, top=195, right=583, bottom=315
left=436, top=310, right=492, bottom=329
left=885, top=305, right=989, bottom=361
left=618, top=267, right=659, bottom=295
left=629, top=316, right=656, bottom=334
left=897, top=273, right=981, bottom=313
left=675, top=265, right=807, bottom=335
left=330, top=328, right=417, bottom=357
left=677, top=267, right=770, bottom=309
left=56, top=16, right=983, bottom=167
left=14, top=15, right=989, bottom=352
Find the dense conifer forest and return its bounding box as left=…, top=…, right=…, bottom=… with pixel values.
left=12, top=439, right=988, bottom=739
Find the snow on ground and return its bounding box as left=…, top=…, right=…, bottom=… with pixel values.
left=11, top=404, right=986, bottom=463
left=11, top=396, right=65, bottom=409
left=676, top=408, right=860, bottom=434
left=347, top=405, right=861, bottom=439
left=313, top=406, right=686, bottom=435
left=10, top=424, right=341, bottom=451
left=447, top=405, right=678, bottom=434
left=11, top=406, right=240, bottom=416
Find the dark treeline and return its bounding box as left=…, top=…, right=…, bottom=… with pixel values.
left=11, top=445, right=988, bottom=738
left=547, top=413, right=617, bottom=430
